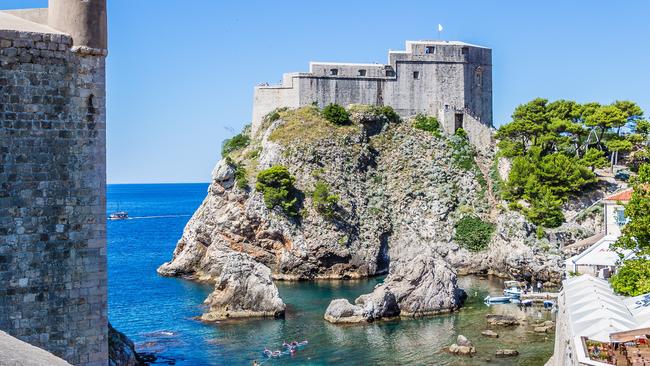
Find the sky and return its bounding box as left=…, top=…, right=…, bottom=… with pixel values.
left=2, top=1, right=650, bottom=183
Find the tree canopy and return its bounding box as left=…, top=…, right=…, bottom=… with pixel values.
left=497, top=98, right=648, bottom=227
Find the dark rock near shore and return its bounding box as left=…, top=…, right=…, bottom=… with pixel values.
left=495, top=349, right=519, bottom=358
left=486, top=314, right=520, bottom=326
left=109, top=323, right=145, bottom=366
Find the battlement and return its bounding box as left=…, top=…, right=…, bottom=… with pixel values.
left=252, top=40, right=494, bottom=150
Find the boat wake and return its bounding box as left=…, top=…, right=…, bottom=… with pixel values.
left=112, top=214, right=192, bottom=221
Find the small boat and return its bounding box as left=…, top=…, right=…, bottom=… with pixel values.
left=503, top=287, right=522, bottom=298
left=484, top=295, right=511, bottom=304
left=503, top=280, right=524, bottom=298
left=109, top=211, right=129, bottom=220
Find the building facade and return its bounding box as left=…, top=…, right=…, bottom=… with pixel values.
left=252, top=40, right=494, bottom=149
left=0, top=1, right=108, bottom=365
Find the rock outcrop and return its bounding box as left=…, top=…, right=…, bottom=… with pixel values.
left=448, top=335, right=476, bottom=356
left=158, top=106, right=572, bottom=320
left=486, top=314, right=521, bottom=327
left=108, top=323, right=143, bottom=366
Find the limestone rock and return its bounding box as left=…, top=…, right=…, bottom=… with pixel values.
left=456, top=335, right=473, bottom=347
left=385, top=254, right=465, bottom=317
left=159, top=111, right=566, bottom=323
left=495, top=349, right=519, bottom=358
left=324, top=299, right=366, bottom=323
left=481, top=329, right=499, bottom=338
left=109, top=323, right=143, bottom=366
left=486, top=314, right=520, bottom=326
left=534, top=320, right=555, bottom=333
left=199, top=250, right=285, bottom=321
left=448, top=335, right=476, bottom=356
left=211, top=158, right=235, bottom=188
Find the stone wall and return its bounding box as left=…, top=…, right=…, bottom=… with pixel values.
left=0, top=29, right=107, bottom=365
left=251, top=41, right=494, bottom=149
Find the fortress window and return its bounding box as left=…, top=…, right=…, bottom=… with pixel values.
left=330, top=69, right=338, bottom=76
left=455, top=113, right=464, bottom=131
left=425, top=46, right=435, bottom=54
left=358, top=69, right=367, bottom=76
left=462, top=47, right=469, bottom=55
left=386, top=70, right=395, bottom=77
left=413, top=71, right=420, bottom=79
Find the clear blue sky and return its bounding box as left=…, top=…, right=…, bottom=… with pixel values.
left=3, top=1, right=650, bottom=183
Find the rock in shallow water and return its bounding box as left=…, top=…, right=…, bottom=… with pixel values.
left=486, top=314, right=521, bottom=326
left=481, top=329, right=499, bottom=338
left=495, top=349, right=519, bottom=357
left=325, top=253, right=465, bottom=323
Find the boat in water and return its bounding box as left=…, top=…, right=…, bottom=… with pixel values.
left=109, top=211, right=129, bottom=220
left=503, top=280, right=524, bottom=298
left=484, top=295, right=511, bottom=304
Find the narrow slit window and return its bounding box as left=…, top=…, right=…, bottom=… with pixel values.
left=425, top=46, right=435, bottom=54
left=358, top=69, right=366, bottom=76
left=330, top=68, right=338, bottom=76
left=413, top=71, right=419, bottom=79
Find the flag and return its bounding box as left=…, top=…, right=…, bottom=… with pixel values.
left=438, top=24, right=443, bottom=32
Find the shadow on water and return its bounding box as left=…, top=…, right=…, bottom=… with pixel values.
left=107, top=184, right=555, bottom=366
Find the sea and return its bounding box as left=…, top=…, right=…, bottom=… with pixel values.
left=107, top=183, right=555, bottom=366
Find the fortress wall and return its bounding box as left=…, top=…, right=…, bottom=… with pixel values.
left=297, top=77, right=385, bottom=108
left=0, top=29, right=107, bottom=365
left=252, top=83, right=300, bottom=134
left=384, top=62, right=466, bottom=130
left=251, top=41, right=494, bottom=148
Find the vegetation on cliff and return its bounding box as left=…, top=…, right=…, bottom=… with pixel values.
left=612, top=163, right=650, bottom=296
left=256, top=165, right=300, bottom=217
left=311, top=181, right=339, bottom=219
left=221, top=128, right=251, bottom=156
left=322, top=103, right=351, bottom=125
left=453, top=215, right=495, bottom=251
left=497, top=98, right=648, bottom=227
left=412, top=114, right=441, bottom=136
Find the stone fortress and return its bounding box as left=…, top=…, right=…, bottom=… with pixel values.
left=0, top=1, right=108, bottom=365
left=252, top=40, right=494, bottom=148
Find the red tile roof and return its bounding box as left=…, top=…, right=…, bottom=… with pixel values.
left=604, top=188, right=633, bottom=202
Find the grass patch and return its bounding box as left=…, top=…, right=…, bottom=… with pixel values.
left=268, top=106, right=359, bottom=145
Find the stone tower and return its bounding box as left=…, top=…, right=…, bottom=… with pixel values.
left=0, top=1, right=108, bottom=365
left=252, top=40, right=493, bottom=150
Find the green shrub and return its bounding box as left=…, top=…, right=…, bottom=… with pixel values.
left=454, top=215, right=495, bottom=251
left=450, top=134, right=476, bottom=171
left=312, top=181, right=339, bottom=219
left=234, top=165, right=247, bottom=189
left=413, top=114, right=441, bottom=135
left=322, top=104, right=350, bottom=125
left=221, top=133, right=250, bottom=156
left=455, top=128, right=468, bottom=138
left=536, top=226, right=545, bottom=239
left=256, top=166, right=299, bottom=217
left=377, top=106, right=400, bottom=123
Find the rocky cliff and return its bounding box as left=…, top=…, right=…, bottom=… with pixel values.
left=158, top=106, right=574, bottom=320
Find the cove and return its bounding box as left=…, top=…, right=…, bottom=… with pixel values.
left=107, top=183, right=554, bottom=365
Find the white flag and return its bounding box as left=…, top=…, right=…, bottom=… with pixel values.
left=438, top=24, right=443, bottom=32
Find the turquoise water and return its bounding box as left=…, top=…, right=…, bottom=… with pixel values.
left=107, top=184, right=555, bottom=365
